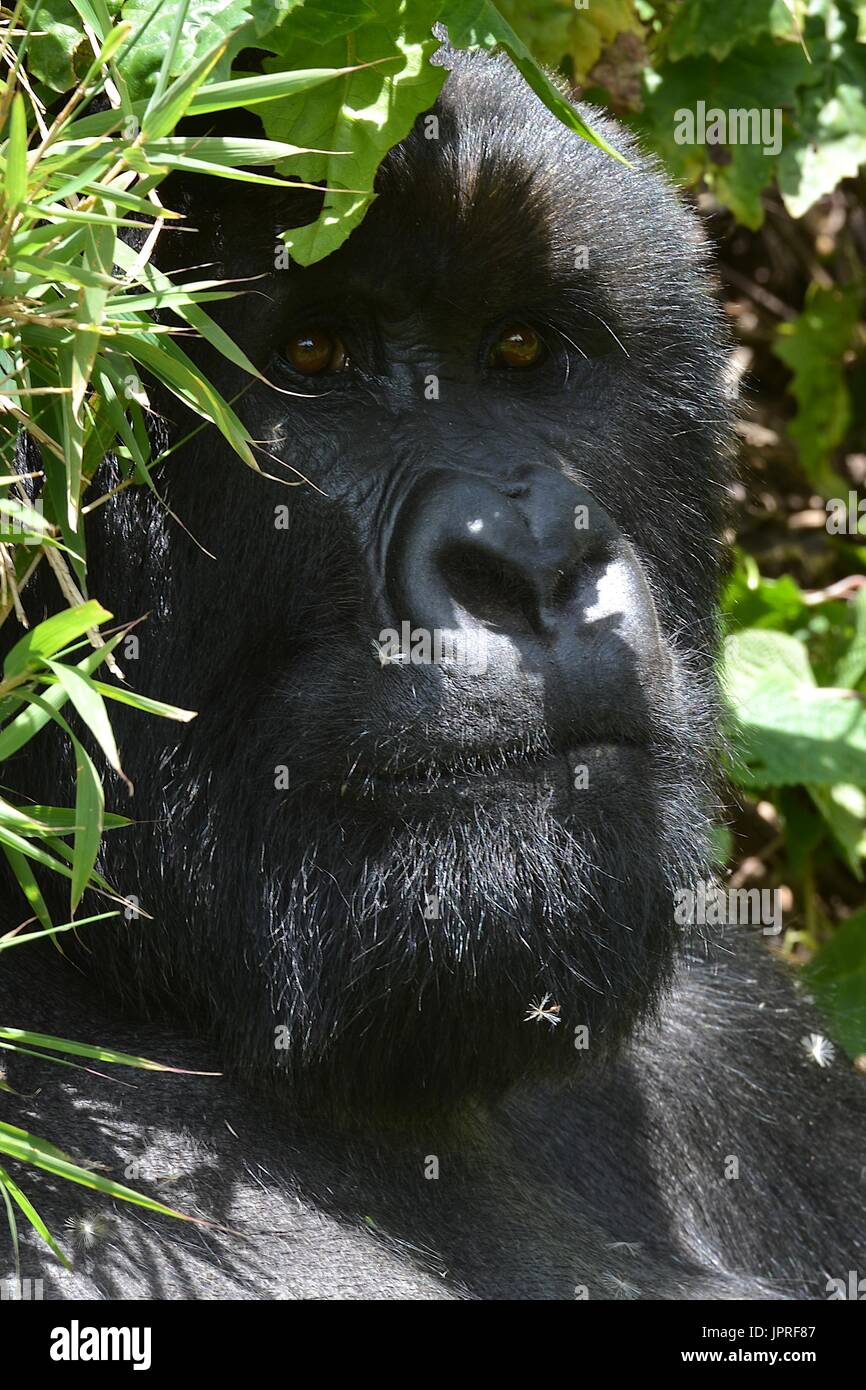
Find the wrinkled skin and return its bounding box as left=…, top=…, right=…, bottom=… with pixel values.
left=1, top=53, right=864, bottom=1300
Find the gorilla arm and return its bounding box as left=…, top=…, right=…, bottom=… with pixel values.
left=1, top=933, right=854, bottom=1301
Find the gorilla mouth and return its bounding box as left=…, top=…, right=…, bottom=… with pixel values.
left=343, top=736, right=648, bottom=799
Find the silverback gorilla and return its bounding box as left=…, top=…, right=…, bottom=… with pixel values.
left=2, top=49, right=866, bottom=1301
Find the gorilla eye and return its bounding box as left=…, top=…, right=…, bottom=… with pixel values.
left=489, top=324, right=544, bottom=370
left=285, top=329, right=348, bottom=375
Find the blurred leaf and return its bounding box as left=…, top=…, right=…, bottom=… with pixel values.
left=835, top=587, right=866, bottom=690
left=809, top=784, right=866, bottom=876
left=774, top=283, right=864, bottom=495
left=492, top=0, right=644, bottom=86
left=778, top=787, right=826, bottom=872
left=723, top=629, right=866, bottom=787
left=666, top=0, right=795, bottom=62
left=779, top=18, right=866, bottom=217
left=636, top=38, right=814, bottom=228
left=806, top=905, right=866, bottom=1056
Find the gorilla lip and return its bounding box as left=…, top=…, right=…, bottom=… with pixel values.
left=342, top=737, right=646, bottom=798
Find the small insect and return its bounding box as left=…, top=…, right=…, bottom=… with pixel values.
left=801, top=1032, right=835, bottom=1068
left=64, top=1212, right=110, bottom=1251
left=603, top=1272, right=641, bottom=1300
left=524, top=993, right=562, bottom=1027
left=372, top=639, right=409, bottom=667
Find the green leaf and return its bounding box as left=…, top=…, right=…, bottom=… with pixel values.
left=0, top=1120, right=187, bottom=1220
left=4, top=94, right=29, bottom=211
left=44, top=658, right=123, bottom=776
left=0, top=912, right=120, bottom=952
left=68, top=219, right=116, bottom=525
left=147, top=0, right=192, bottom=105
left=263, top=0, right=447, bottom=264
left=806, top=906, right=866, bottom=1057
left=779, top=28, right=866, bottom=218
left=723, top=629, right=866, bottom=788
left=774, top=284, right=864, bottom=495
left=5, top=804, right=132, bottom=831
left=124, top=332, right=258, bottom=467
left=722, top=561, right=807, bottom=632
left=444, top=0, right=626, bottom=161
left=4, top=601, right=111, bottom=679
left=0, top=496, right=56, bottom=544
left=809, top=784, right=866, bottom=878
left=68, top=64, right=358, bottom=137
left=20, top=0, right=95, bottom=93
left=0, top=820, right=77, bottom=884
left=120, top=0, right=252, bottom=102
left=70, top=736, right=104, bottom=911
left=835, top=587, right=866, bottom=691
left=0, top=1166, right=70, bottom=1269
left=139, top=135, right=308, bottom=163
left=635, top=38, right=814, bottom=229
left=777, top=787, right=826, bottom=873
left=0, top=634, right=121, bottom=761
left=0, top=1026, right=187, bottom=1070
left=88, top=678, right=196, bottom=722
left=494, top=0, right=644, bottom=85
left=1, top=844, right=55, bottom=935
left=666, top=0, right=796, bottom=62
left=249, top=0, right=372, bottom=45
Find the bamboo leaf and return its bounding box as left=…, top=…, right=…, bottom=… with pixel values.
left=4, top=601, right=111, bottom=679
left=44, top=658, right=123, bottom=777
left=5, top=94, right=28, bottom=210
left=0, top=1122, right=188, bottom=1221
left=70, top=736, right=103, bottom=912
left=0, top=1165, right=71, bottom=1269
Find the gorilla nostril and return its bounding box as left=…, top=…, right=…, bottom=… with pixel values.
left=438, top=542, right=539, bottom=635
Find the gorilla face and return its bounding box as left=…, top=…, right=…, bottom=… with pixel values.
left=77, top=54, right=732, bottom=1115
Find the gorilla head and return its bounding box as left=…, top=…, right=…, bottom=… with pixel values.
left=55, top=52, right=731, bottom=1116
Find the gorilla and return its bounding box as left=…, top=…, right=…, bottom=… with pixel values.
left=2, top=49, right=865, bottom=1302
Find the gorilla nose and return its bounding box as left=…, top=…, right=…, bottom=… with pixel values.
left=386, top=468, right=618, bottom=643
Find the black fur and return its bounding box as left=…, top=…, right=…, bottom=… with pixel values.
left=1, top=52, right=864, bottom=1300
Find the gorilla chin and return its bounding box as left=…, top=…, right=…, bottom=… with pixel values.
left=242, top=669, right=715, bottom=1119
